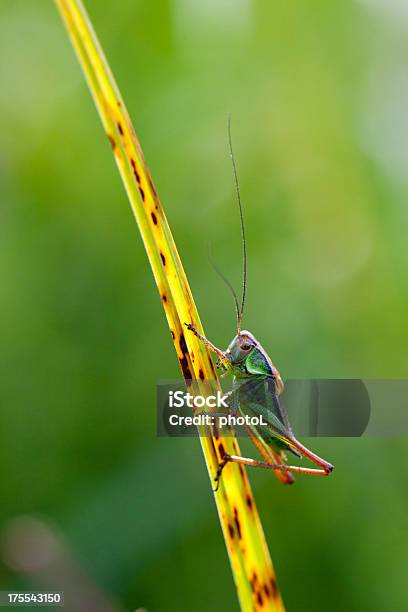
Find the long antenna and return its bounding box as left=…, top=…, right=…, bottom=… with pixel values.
left=228, top=113, right=247, bottom=334
left=207, top=242, right=240, bottom=326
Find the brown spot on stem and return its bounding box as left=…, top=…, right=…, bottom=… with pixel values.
left=161, top=294, right=167, bottom=303
left=264, top=584, right=271, bottom=599
left=138, top=186, right=145, bottom=202
left=117, top=121, right=124, bottom=136
left=107, top=134, right=116, bottom=149
left=233, top=507, right=242, bottom=540
left=179, top=356, right=192, bottom=383
left=160, top=252, right=166, bottom=266
left=130, top=159, right=141, bottom=184
left=227, top=523, right=235, bottom=539
left=198, top=368, right=204, bottom=381
left=151, top=211, right=158, bottom=225
left=218, top=443, right=225, bottom=459
left=178, top=333, right=192, bottom=384
left=270, top=577, right=278, bottom=599
left=170, top=330, right=175, bottom=340
left=238, top=464, right=244, bottom=478
left=246, top=494, right=254, bottom=512
left=249, top=572, right=267, bottom=608
left=256, top=591, right=264, bottom=606
left=179, top=333, right=188, bottom=355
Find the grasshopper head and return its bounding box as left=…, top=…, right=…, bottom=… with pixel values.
left=225, top=330, right=284, bottom=392
left=225, top=331, right=257, bottom=365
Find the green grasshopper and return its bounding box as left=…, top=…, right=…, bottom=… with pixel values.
left=186, top=117, right=333, bottom=490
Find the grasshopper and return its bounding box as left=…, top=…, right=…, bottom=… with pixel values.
left=186, top=117, right=333, bottom=490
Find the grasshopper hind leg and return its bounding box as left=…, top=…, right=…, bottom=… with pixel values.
left=213, top=453, right=291, bottom=492
left=213, top=452, right=333, bottom=492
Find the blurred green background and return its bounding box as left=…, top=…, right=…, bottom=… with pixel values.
left=1, top=1, right=408, bottom=610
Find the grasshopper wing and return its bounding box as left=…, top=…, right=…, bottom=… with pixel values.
left=234, top=376, right=301, bottom=456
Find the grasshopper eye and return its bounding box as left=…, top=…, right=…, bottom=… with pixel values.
left=241, top=342, right=252, bottom=351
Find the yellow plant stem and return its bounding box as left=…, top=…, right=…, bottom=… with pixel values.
left=55, top=1, right=285, bottom=609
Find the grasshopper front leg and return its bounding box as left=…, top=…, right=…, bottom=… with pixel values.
left=185, top=323, right=231, bottom=372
